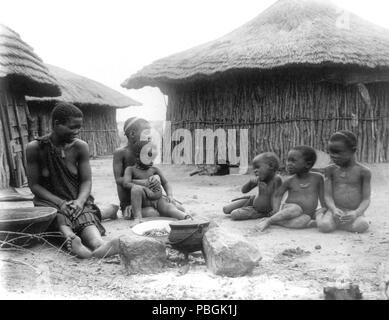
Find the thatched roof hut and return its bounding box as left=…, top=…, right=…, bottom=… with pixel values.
left=0, top=24, right=60, bottom=97
left=1, top=24, right=60, bottom=188
left=27, top=64, right=141, bottom=157
left=123, top=0, right=389, bottom=88
left=29, top=64, right=140, bottom=108
left=122, top=0, right=389, bottom=165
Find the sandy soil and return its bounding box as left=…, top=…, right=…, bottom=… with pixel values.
left=1, top=156, right=389, bottom=300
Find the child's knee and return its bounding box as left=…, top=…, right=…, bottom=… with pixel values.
left=318, top=220, right=336, bottom=233
left=230, top=210, right=241, bottom=220
left=317, top=212, right=336, bottom=233
left=300, top=214, right=312, bottom=225
left=131, top=185, right=143, bottom=196
left=352, top=218, right=369, bottom=233
left=284, top=203, right=303, bottom=215
left=287, top=214, right=311, bottom=229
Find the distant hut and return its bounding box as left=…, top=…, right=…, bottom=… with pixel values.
left=27, top=64, right=141, bottom=157
left=0, top=24, right=60, bottom=188
left=122, top=0, right=389, bottom=165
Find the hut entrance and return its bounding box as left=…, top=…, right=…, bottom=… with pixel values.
left=0, top=79, right=29, bottom=188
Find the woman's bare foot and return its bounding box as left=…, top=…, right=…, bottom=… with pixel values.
left=92, top=237, right=121, bottom=258
left=66, top=235, right=92, bottom=259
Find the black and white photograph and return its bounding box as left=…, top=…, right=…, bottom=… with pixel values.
left=1, top=0, right=389, bottom=302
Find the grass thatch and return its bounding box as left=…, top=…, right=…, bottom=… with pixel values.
left=27, top=65, right=141, bottom=157
left=122, top=0, right=389, bottom=89
left=27, top=64, right=141, bottom=108
left=0, top=24, right=60, bottom=97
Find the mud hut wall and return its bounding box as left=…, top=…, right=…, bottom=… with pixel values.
left=0, top=79, right=29, bottom=188
left=166, top=73, right=389, bottom=165
left=28, top=103, right=120, bottom=157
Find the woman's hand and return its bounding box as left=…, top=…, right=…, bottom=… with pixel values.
left=59, top=200, right=73, bottom=215
left=69, top=199, right=84, bottom=217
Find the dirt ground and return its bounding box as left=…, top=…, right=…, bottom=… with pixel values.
left=1, top=156, right=389, bottom=300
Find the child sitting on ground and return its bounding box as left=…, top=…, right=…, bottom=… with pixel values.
left=316, top=130, right=370, bottom=233
left=223, top=152, right=282, bottom=220
left=257, top=146, right=326, bottom=231
left=123, top=140, right=190, bottom=223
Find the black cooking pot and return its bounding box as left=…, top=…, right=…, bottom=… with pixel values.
left=168, top=218, right=210, bottom=253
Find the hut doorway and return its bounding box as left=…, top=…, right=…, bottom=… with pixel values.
left=0, top=79, right=30, bottom=188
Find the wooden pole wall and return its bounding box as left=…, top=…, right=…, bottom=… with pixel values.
left=166, top=73, right=389, bottom=165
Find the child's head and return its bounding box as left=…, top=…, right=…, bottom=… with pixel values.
left=124, top=117, right=151, bottom=145
left=134, top=140, right=158, bottom=169
left=287, top=146, right=317, bottom=174
left=252, top=152, right=280, bottom=180
left=328, top=130, right=357, bottom=166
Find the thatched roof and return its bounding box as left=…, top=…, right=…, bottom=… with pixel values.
left=122, top=0, right=389, bottom=89
left=0, top=24, right=60, bottom=97
left=27, top=64, right=141, bottom=108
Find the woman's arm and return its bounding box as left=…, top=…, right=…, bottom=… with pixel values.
left=113, top=149, right=125, bottom=186
left=123, top=166, right=135, bottom=189
left=74, top=141, right=92, bottom=207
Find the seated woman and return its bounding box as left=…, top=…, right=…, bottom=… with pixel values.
left=26, top=102, right=119, bottom=259
left=113, top=117, right=185, bottom=220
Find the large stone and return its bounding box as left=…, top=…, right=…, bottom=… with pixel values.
left=119, top=234, right=167, bottom=274
left=202, top=227, right=262, bottom=277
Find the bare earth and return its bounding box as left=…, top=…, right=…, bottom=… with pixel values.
left=1, top=157, right=389, bottom=300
